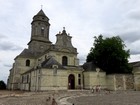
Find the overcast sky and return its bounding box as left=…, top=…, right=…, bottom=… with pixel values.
left=0, top=0, right=140, bottom=83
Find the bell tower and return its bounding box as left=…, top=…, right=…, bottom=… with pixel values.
left=28, top=9, right=52, bottom=53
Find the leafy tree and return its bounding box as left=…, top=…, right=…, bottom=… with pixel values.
left=0, top=80, right=6, bottom=90
left=86, top=35, right=132, bottom=74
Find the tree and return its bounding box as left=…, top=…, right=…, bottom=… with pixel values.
left=86, top=35, right=132, bottom=74
left=0, top=80, right=6, bottom=90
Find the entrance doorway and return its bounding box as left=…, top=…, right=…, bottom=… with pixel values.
left=68, top=74, right=75, bottom=89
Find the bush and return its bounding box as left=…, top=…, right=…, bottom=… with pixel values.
left=0, top=80, right=6, bottom=90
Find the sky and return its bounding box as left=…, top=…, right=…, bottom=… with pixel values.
left=0, top=0, right=140, bottom=83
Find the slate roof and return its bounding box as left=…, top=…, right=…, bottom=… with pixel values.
left=83, top=62, right=103, bottom=72
left=21, top=68, right=34, bottom=75
left=16, top=49, right=35, bottom=58
left=36, top=9, right=47, bottom=16
left=41, top=57, right=65, bottom=69
left=16, top=49, right=41, bottom=59
left=83, top=62, right=97, bottom=71
left=34, top=9, right=49, bottom=20
left=129, top=61, right=140, bottom=67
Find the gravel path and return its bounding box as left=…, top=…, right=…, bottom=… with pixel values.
left=0, top=90, right=140, bottom=105
left=67, top=91, right=140, bottom=105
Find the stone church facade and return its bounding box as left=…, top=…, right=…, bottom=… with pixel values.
left=7, top=9, right=136, bottom=91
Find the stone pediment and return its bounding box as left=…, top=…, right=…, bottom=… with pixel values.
left=60, top=48, right=71, bottom=52
left=41, top=57, right=65, bottom=69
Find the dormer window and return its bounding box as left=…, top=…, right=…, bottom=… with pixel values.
left=26, top=59, right=30, bottom=66
left=62, top=56, right=68, bottom=66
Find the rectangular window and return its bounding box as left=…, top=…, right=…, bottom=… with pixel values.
left=78, top=74, right=81, bottom=78
left=21, top=76, right=24, bottom=83
left=38, top=69, right=41, bottom=74
left=27, top=75, right=29, bottom=83
left=78, top=79, right=81, bottom=85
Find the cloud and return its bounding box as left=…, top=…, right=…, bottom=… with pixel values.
left=0, top=0, right=140, bottom=83
left=0, top=33, right=23, bottom=51
left=0, top=34, right=6, bottom=39
left=0, top=41, right=22, bottom=51
left=130, top=50, right=140, bottom=55
left=126, top=9, right=140, bottom=20
left=101, top=2, right=140, bottom=57
left=127, top=40, right=140, bottom=55
left=129, top=54, right=140, bottom=62
left=3, top=64, right=12, bottom=68
left=120, top=30, right=140, bottom=43
left=78, top=54, right=88, bottom=65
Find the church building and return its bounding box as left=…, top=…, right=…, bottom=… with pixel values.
left=7, top=9, right=135, bottom=91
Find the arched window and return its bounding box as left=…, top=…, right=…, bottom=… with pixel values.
left=62, top=56, right=68, bottom=66
left=33, top=26, right=38, bottom=35
left=26, top=59, right=30, bottom=66
left=41, top=27, right=44, bottom=36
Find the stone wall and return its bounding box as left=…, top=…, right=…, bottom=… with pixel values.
left=106, top=74, right=134, bottom=90
left=40, top=69, right=68, bottom=90
left=133, top=67, right=140, bottom=90
left=19, top=66, right=135, bottom=91
left=83, top=71, right=106, bottom=89
left=125, top=75, right=134, bottom=90
left=27, top=68, right=83, bottom=91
